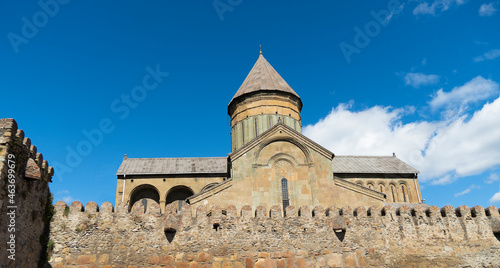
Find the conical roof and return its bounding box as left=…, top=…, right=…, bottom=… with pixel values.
left=229, top=52, right=300, bottom=105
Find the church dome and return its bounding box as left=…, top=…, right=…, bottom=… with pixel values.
left=228, top=51, right=303, bottom=151
left=228, top=51, right=302, bottom=111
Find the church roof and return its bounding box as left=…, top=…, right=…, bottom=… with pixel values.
left=332, top=156, right=419, bottom=174
left=229, top=52, right=300, bottom=105
left=116, top=157, right=228, bottom=176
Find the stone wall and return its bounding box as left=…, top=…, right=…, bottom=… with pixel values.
left=0, top=118, right=54, bottom=267
left=49, top=200, right=500, bottom=267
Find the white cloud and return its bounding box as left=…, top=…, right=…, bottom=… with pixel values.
left=474, top=49, right=500, bottom=62
left=303, top=76, right=500, bottom=185
left=485, top=173, right=499, bottom=184
left=404, top=73, right=440, bottom=88
left=62, top=196, right=74, bottom=203
left=454, top=185, right=480, bottom=197
left=431, top=174, right=457, bottom=185
left=490, top=191, right=500, bottom=203
left=479, top=3, right=497, bottom=16
left=413, top=0, right=466, bottom=15
left=455, top=188, right=471, bottom=197
left=429, top=76, right=499, bottom=114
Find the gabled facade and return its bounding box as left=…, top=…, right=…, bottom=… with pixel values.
left=116, top=51, right=423, bottom=212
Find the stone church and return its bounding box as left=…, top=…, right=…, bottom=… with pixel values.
left=115, top=51, right=422, bottom=213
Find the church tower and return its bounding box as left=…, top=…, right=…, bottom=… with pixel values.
left=228, top=51, right=303, bottom=151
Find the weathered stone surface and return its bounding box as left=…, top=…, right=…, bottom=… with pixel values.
left=0, top=119, right=54, bottom=267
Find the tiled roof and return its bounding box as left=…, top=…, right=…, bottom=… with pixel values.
left=116, top=157, right=228, bottom=175
left=332, top=156, right=419, bottom=174
left=230, top=52, right=300, bottom=104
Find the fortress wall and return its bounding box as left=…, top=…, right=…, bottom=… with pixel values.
left=0, top=118, right=54, bottom=267
left=2, top=117, right=499, bottom=267
left=49, top=201, right=500, bottom=267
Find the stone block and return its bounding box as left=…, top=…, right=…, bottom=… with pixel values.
left=77, top=255, right=92, bottom=265
left=282, top=251, right=294, bottom=258
left=344, top=253, right=356, bottom=267
left=316, top=257, right=326, bottom=267
left=356, top=250, right=366, bottom=267
left=327, top=254, right=341, bottom=268
left=258, top=252, right=270, bottom=258
left=255, top=259, right=266, bottom=268
left=149, top=256, right=160, bottom=265
left=265, top=259, right=275, bottom=268
left=245, top=258, right=255, bottom=268
left=276, top=259, right=286, bottom=268
left=296, top=257, right=306, bottom=268
left=190, top=262, right=201, bottom=268
left=198, top=252, right=212, bottom=262
left=98, top=254, right=109, bottom=264
left=162, top=255, right=175, bottom=265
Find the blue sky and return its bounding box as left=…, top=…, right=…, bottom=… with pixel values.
left=1, top=0, right=499, bottom=208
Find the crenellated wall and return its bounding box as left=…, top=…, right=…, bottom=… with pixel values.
left=2, top=117, right=500, bottom=268
left=0, top=118, right=54, bottom=267
left=49, top=200, right=500, bottom=267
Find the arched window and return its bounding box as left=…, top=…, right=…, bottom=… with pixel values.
left=254, top=118, right=258, bottom=137
left=401, top=184, right=407, bottom=202
left=166, top=186, right=194, bottom=211
left=129, top=184, right=160, bottom=212
left=390, top=184, right=396, bottom=202
left=241, top=122, right=245, bottom=144
left=379, top=184, right=385, bottom=194
left=281, top=178, right=290, bottom=210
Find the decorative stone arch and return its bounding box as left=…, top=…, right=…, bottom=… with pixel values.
left=129, top=184, right=160, bottom=212
left=254, top=136, right=313, bottom=165
left=355, top=180, right=364, bottom=187
left=165, top=185, right=195, bottom=211
left=266, top=153, right=300, bottom=168
left=366, top=181, right=375, bottom=190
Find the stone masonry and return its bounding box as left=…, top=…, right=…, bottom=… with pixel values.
left=0, top=118, right=54, bottom=267
left=48, top=200, right=500, bottom=267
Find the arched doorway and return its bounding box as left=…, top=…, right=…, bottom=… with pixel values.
left=129, top=184, right=160, bottom=212
left=165, top=186, right=194, bottom=211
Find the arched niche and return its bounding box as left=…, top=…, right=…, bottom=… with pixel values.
left=166, top=185, right=195, bottom=211
left=254, top=137, right=312, bottom=166
left=129, top=184, right=160, bottom=212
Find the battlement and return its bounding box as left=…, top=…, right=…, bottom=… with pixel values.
left=48, top=200, right=500, bottom=266
left=54, top=200, right=500, bottom=226
left=0, top=118, right=54, bottom=267
left=0, top=118, right=54, bottom=182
